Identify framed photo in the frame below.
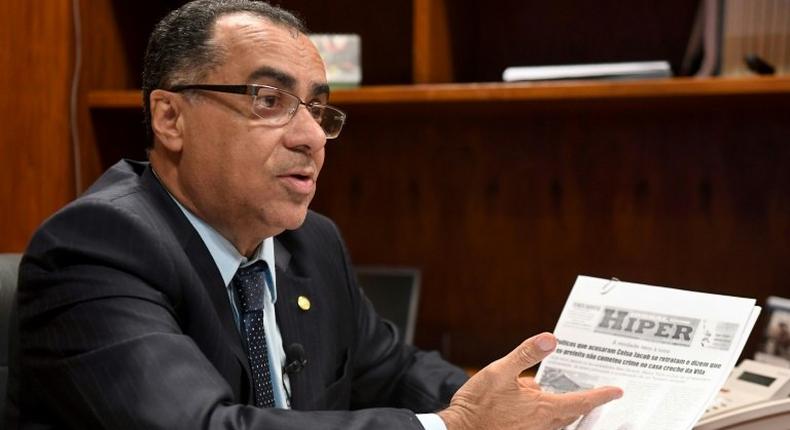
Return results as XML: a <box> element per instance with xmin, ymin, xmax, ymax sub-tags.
<box><xmin>755</xmin><ymin>296</ymin><xmax>790</xmax><ymax>368</ymax></box>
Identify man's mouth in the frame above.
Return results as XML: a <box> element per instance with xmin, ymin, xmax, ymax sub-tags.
<box><xmin>278</xmin><ymin>171</ymin><xmax>316</xmax><ymax>195</ymax></box>
<box><xmin>289</xmin><ymin>173</ymin><xmax>312</xmax><ymax>181</ymax></box>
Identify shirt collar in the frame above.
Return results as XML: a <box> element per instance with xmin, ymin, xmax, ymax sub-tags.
<box><xmin>155</xmin><ymin>173</ymin><xmax>277</xmax><ymax>302</ymax></box>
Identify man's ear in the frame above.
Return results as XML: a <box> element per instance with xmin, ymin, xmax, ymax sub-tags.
<box><xmin>149</xmin><ymin>89</ymin><xmax>185</xmax><ymax>152</ymax></box>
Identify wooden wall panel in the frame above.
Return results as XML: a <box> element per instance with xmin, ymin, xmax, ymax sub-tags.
<box><xmin>0</xmin><ymin>1</ymin><xmax>75</xmax><ymax>252</ymax></box>
<box><xmin>76</xmin><ymin>0</ymin><xmax>174</xmax><ymax>189</ymax></box>
<box><xmin>312</xmin><ymin>95</ymin><xmax>790</xmax><ymax>367</ymax></box>
<box><xmin>413</xmin><ymin>0</ymin><xmax>454</xmax><ymax>83</ymax></box>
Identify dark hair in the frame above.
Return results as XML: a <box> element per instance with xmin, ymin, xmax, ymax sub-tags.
<box><xmin>141</xmin><ymin>0</ymin><xmax>306</xmax><ymax>144</ymax></box>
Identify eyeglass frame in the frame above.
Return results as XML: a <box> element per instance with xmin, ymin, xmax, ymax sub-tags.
<box><xmin>165</xmin><ymin>83</ymin><xmax>347</xmax><ymax>139</ymax></box>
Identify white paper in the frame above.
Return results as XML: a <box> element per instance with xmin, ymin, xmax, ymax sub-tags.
<box><xmin>536</xmin><ymin>275</ymin><xmax>760</xmax><ymax>430</ymax></box>
<box><xmin>502</xmin><ymin>61</ymin><xmax>671</xmax><ymax>82</ymax></box>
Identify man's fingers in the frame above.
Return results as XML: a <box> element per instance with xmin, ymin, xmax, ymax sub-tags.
<box><xmin>499</xmin><ymin>332</ymin><xmax>557</xmax><ymax>377</ymax></box>
<box><xmin>553</xmin><ymin>386</ymin><xmax>624</xmax><ymax>416</ymax></box>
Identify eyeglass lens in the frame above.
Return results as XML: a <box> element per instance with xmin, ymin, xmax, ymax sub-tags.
<box><xmin>253</xmin><ymin>87</ymin><xmax>344</xmax><ymax>138</ymax></box>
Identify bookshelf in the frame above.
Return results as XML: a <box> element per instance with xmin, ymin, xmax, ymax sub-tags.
<box><xmin>4</xmin><ymin>0</ymin><xmax>789</xmax><ymax>367</ymax></box>
<box><xmin>88</xmin><ymin>77</ymin><xmax>790</xmax><ymax>107</ymax></box>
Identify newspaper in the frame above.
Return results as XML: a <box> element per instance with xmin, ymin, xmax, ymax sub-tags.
<box><xmin>535</xmin><ymin>276</ymin><xmax>761</xmax><ymax>430</ymax></box>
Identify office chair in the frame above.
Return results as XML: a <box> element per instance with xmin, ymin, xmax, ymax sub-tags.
<box><xmin>0</xmin><ymin>253</ymin><xmax>21</xmax><ymax>427</ymax></box>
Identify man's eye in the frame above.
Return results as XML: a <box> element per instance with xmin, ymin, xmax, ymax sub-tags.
<box><xmin>257</xmin><ymin>95</ymin><xmax>280</xmax><ymax>109</ymax></box>
<box><xmin>307</xmin><ymin>104</ymin><xmax>325</xmax><ymax>120</ymax></box>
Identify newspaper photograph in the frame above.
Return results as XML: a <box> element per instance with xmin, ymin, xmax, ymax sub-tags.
<box><xmin>536</xmin><ymin>276</ymin><xmax>761</xmax><ymax>430</ymax></box>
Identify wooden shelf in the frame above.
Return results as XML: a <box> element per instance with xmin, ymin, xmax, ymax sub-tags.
<box><xmin>87</xmin><ymin>76</ymin><xmax>790</xmax><ymax>109</ymax></box>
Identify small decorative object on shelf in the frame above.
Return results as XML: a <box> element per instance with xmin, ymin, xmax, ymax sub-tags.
<box><xmin>309</xmin><ymin>34</ymin><xmax>362</xmax><ymax>88</ymax></box>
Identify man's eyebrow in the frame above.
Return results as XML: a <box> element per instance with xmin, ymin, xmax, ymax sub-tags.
<box><xmin>247</xmin><ymin>66</ymin><xmax>296</xmax><ymax>90</ymax></box>
<box><xmin>312</xmin><ymin>82</ymin><xmax>331</xmax><ymax>100</ymax></box>
<box><xmin>247</xmin><ymin>66</ymin><xmax>331</xmax><ymax>100</ymax></box>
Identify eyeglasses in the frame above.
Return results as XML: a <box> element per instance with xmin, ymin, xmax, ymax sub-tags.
<box><xmin>167</xmin><ymin>83</ymin><xmax>347</xmax><ymax>139</ymax></box>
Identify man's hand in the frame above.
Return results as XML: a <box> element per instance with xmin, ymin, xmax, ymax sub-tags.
<box><xmin>438</xmin><ymin>332</ymin><xmax>623</xmax><ymax>430</ymax></box>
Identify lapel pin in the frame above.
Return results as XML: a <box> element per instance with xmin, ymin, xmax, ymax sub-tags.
<box><xmin>297</xmin><ymin>295</ymin><xmax>311</xmax><ymax>311</ymax></box>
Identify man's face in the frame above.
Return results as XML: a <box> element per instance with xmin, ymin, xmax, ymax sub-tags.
<box><xmin>174</xmin><ymin>13</ymin><xmax>328</xmax><ymax>248</ymax></box>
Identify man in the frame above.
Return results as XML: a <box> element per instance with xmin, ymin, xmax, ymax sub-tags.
<box><xmin>7</xmin><ymin>1</ymin><xmax>622</xmax><ymax>429</ymax></box>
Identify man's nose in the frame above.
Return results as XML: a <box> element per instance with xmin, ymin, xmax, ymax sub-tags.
<box><xmin>283</xmin><ymin>105</ymin><xmax>327</xmax><ymax>153</ymax></box>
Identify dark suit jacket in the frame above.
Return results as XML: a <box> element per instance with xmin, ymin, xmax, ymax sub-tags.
<box><xmin>7</xmin><ymin>160</ymin><xmax>467</xmax><ymax>429</ymax></box>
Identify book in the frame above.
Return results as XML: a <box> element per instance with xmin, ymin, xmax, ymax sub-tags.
<box><xmin>535</xmin><ymin>276</ymin><xmax>760</xmax><ymax>430</ymax></box>
<box><xmin>502</xmin><ymin>61</ymin><xmax>672</xmax><ymax>82</ymax></box>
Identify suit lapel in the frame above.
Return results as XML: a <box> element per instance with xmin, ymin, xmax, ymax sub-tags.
<box><xmin>274</xmin><ymin>239</ymin><xmax>324</xmax><ymax>410</ymax></box>
<box><xmin>140</xmin><ymin>166</ymin><xmax>252</xmax><ymax>391</ymax></box>
<box><xmin>182</xmin><ymin>235</ymin><xmax>250</xmax><ymax>370</ymax></box>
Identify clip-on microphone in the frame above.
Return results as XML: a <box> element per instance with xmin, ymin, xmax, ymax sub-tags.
<box><xmin>284</xmin><ymin>343</ymin><xmax>307</xmax><ymax>374</ymax></box>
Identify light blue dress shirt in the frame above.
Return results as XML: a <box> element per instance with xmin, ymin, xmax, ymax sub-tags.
<box><xmin>167</xmin><ymin>192</ymin><xmax>445</xmax><ymax>429</ymax></box>
<box><xmin>174</xmin><ymin>201</ymin><xmax>291</xmax><ymax>408</ymax></box>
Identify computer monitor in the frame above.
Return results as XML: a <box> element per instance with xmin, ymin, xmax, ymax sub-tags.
<box><xmin>355</xmin><ymin>266</ymin><xmax>421</xmax><ymax>345</ymax></box>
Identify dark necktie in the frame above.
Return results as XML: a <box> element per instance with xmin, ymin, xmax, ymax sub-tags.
<box><xmin>232</xmin><ymin>261</ymin><xmax>276</xmax><ymax>408</ymax></box>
